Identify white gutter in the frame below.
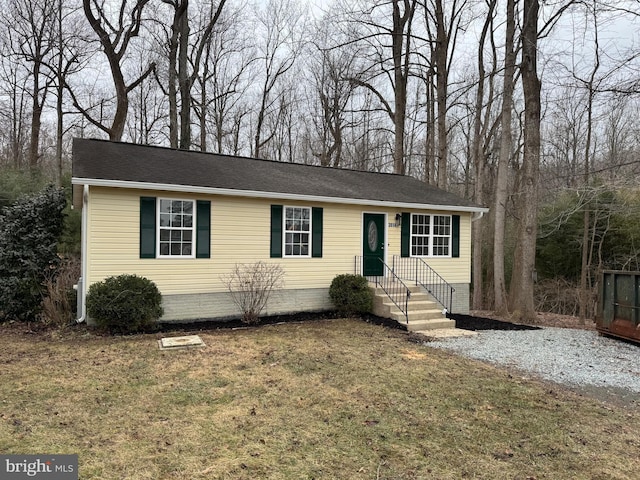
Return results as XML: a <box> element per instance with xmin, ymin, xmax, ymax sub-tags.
<box><xmin>71</xmin><ymin>177</ymin><xmax>491</xmax><ymax>214</ymax></box>
<box><xmin>75</xmin><ymin>184</ymin><xmax>89</xmax><ymax>323</ymax></box>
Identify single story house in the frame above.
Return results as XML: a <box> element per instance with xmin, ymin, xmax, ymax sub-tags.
<box><xmin>71</xmin><ymin>138</ymin><xmax>487</xmax><ymax>324</ymax></box>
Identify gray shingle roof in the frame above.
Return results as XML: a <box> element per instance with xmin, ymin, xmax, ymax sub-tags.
<box><xmin>72</xmin><ymin>138</ymin><xmax>485</xmax><ymax>211</ymax></box>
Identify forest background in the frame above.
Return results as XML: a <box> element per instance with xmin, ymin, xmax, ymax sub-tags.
<box><xmin>1</xmin><ymin>0</ymin><xmax>639</xmax><ymax>323</ymax></box>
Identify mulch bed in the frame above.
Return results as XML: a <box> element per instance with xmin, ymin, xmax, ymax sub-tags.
<box><xmin>449</xmin><ymin>313</ymin><xmax>541</xmax><ymax>331</ymax></box>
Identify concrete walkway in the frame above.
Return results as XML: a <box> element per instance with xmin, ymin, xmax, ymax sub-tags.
<box><xmin>413</xmin><ymin>328</ymin><xmax>478</xmax><ymax>340</ymax></box>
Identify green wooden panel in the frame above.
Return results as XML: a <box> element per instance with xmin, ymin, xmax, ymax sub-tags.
<box><xmin>400</xmin><ymin>212</ymin><xmax>410</xmax><ymax>258</ymax></box>
<box><xmin>140</xmin><ymin>197</ymin><xmax>156</xmax><ymax>259</ymax></box>
<box><xmin>196</xmin><ymin>200</ymin><xmax>211</xmax><ymax>259</ymax></box>
<box><xmin>452</xmin><ymin>215</ymin><xmax>460</xmax><ymax>258</ymax></box>
<box><xmin>312</xmin><ymin>207</ymin><xmax>323</xmax><ymax>258</ymax></box>
<box><xmin>270</xmin><ymin>205</ymin><xmax>283</xmax><ymax>258</ymax></box>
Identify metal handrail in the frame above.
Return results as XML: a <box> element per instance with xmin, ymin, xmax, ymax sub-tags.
<box><xmin>392</xmin><ymin>255</ymin><xmax>455</xmax><ymax>314</ymax></box>
<box><xmin>355</xmin><ymin>256</ymin><xmax>411</xmax><ymax>323</ymax></box>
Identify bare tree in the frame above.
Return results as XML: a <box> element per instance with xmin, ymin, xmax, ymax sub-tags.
<box><xmin>307</xmin><ymin>22</ymin><xmax>359</xmax><ymax>167</ymax></box>
<box><xmin>470</xmin><ymin>0</ymin><xmax>499</xmax><ymax>310</ymax></box>
<box><xmin>126</xmin><ymin>48</ymin><xmax>167</xmax><ymax>145</ymax></box>
<box><xmin>0</xmin><ymin>60</ymin><xmax>29</xmax><ymax>168</ymax></box>
<box><xmin>75</xmin><ymin>0</ymin><xmax>155</xmax><ymax>141</ymax></box>
<box><xmin>158</xmin><ymin>0</ymin><xmax>227</xmax><ymax>149</ymax></box>
<box><xmin>51</xmin><ymin>0</ymin><xmax>88</xmax><ymax>184</ymax></box>
<box><xmin>342</xmin><ymin>0</ymin><xmax>417</xmax><ymax>174</ymax></box>
<box><xmin>423</xmin><ymin>0</ymin><xmax>467</xmax><ymax>188</ymax></box>
<box><xmin>192</xmin><ymin>2</ymin><xmax>255</xmax><ymax>153</ymax></box>
<box><xmin>252</xmin><ymin>0</ymin><xmax>305</xmax><ymax>159</ymax></box>
<box><xmin>493</xmin><ymin>0</ymin><xmax>517</xmax><ymax>315</ymax></box>
<box><xmin>1</xmin><ymin>0</ymin><xmax>58</xmax><ymax>169</ymax></box>
<box><xmin>577</xmin><ymin>1</ymin><xmax>601</xmax><ymax>323</ymax></box>
<box><xmin>509</xmin><ymin>0</ymin><xmax>540</xmax><ymax>321</ymax></box>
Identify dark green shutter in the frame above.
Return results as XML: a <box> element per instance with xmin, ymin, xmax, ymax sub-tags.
<box><xmin>311</xmin><ymin>207</ymin><xmax>323</xmax><ymax>258</ymax></box>
<box><xmin>140</xmin><ymin>197</ymin><xmax>156</xmax><ymax>258</ymax></box>
<box><xmin>452</xmin><ymin>215</ymin><xmax>460</xmax><ymax>258</ymax></box>
<box><xmin>196</xmin><ymin>200</ymin><xmax>211</xmax><ymax>258</ymax></box>
<box><xmin>270</xmin><ymin>205</ymin><xmax>283</xmax><ymax>258</ymax></box>
<box><xmin>400</xmin><ymin>212</ymin><xmax>411</xmax><ymax>257</ymax></box>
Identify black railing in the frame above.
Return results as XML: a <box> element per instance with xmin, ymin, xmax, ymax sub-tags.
<box><xmin>355</xmin><ymin>256</ymin><xmax>411</xmax><ymax>323</ymax></box>
<box><xmin>392</xmin><ymin>255</ymin><xmax>455</xmax><ymax>314</ymax></box>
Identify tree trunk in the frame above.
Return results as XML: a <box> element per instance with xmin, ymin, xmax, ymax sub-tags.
<box><xmin>424</xmin><ymin>71</ymin><xmax>436</xmax><ymax>184</ymax></box>
<box><xmin>28</xmin><ymin>64</ymin><xmax>43</xmax><ymax>169</ymax></box>
<box><xmin>56</xmin><ymin>0</ymin><xmax>63</xmax><ymax>185</ymax></box>
<box><xmin>471</xmin><ymin>0</ymin><xmax>496</xmax><ymax>310</ymax></box>
<box><xmin>493</xmin><ymin>0</ymin><xmax>516</xmax><ymax>315</ymax></box>
<box><xmin>178</xmin><ymin>1</ymin><xmax>191</xmax><ymax>149</ymax></box>
<box><xmin>391</xmin><ymin>0</ymin><xmax>415</xmax><ymax>174</ymax></box>
<box><xmin>434</xmin><ymin>0</ymin><xmax>448</xmax><ymax>188</ymax></box>
<box><xmin>254</xmin><ymin>76</ymin><xmax>269</xmax><ymax>158</ymax></box>
<box><xmin>579</xmin><ymin>4</ymin><xmax>600</xmax><ymax>324</ymax></box>
<box><xmin>509</xmin><ymin>0</ymin><xmax>540</xmax><ymax>322</ymax></box>
<box><xmin>167</xmin><ymin>1</ymin><xmax>186</xmax><ymax>148</ymax></box>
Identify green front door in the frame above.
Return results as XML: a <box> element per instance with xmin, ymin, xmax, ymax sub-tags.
<box><xmin>363</xmin><ymin>213</ymin><xmax>385</xmax><ymax>276</ymax></box>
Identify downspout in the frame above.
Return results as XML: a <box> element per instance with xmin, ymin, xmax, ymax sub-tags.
<box><xmin>75</xmin><ymin>184</ymin><xmax>89</xmax><ymax>323</ymax></box>
<box><xmin>471</xmin><ymin>211</ymin><xmax>485</xmax><ymax>222</ymax></box>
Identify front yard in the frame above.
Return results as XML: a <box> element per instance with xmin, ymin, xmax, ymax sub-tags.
<box><xmin>1</xmin><ymin>318</ymin><xmax>639</xmax><ymax>479</ymax></box>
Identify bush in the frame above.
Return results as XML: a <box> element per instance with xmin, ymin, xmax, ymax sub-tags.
<box><xmin>0</xmin><ymin>185</ymin><xmax>66</xmax><ymax>322</ymax></box>
<box><xmin>0</xmin><ymin>167</ymin><xmax>50</xmax><ymax>209</ymax></box>
<box><xmin>221</xmin><ymin>262</ymin><xmax>285</xmax><ymax>324</ymax></box>
<box><xmin>42</xmin><ymin>256</ymin><xmax>81</xmax><ymax>328</ymax></box>
<box><xmin>86</xmin><ymin>274</ymin><xmax>163</xmax><ymax>334</ymax></box>
<box><xmin>329</xmin><ymin>274</ymin><xmax>373</xmax><ymax>316</ymax></box>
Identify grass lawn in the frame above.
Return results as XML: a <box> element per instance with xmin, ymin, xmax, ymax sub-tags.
<box><xmin>1</xmin><ymin>318</ymin><xmax>639</xmax><ymax>479</ymax></box>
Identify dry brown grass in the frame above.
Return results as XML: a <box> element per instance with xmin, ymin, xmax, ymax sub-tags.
<box><xmin>1</xmin><ymin>318</ymin><xmax>639</xmax><ymax>479</ymax></box>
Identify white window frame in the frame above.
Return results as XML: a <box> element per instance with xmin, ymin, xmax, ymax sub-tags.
<box><xmin>157</xmin><ymin>198</ymin><xmax>196</xmax><ymax>258</ymax></box>
<box><xmin>410</xmin><ymin>214</ymin><xmax>452</xmax><ymax>258</ymax></box>
<box><xmin>283</xmin><ymin>206</ymin><xmax>312</xmax><ymax>258</ymax></box>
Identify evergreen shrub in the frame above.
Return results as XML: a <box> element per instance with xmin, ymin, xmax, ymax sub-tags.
<box><xmin>0</xmin><ymin>185</ymin><xmax>66</xmax><ymax>321</ymax></box>
<box><xmin>329</xmin><ymin>274</ymin><xmax>373</xmax><ymax>315</ymax></box>
<box><xmin>86</xmin><ymin>274</ymin><xmax>163</xmax><ymax>334</ymax></box>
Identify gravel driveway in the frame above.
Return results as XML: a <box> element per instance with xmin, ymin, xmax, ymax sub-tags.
<box><xmin>427</xmin><ymin>327</ymin><xmax>640</xmax><ymax>406</ymax></box>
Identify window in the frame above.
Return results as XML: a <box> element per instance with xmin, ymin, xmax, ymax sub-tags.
<box><xmin>158</xmin><ymin>199</ymin><xmax>194</xmax><ymax>257</ymax></box>
<box><xmin>270</xmin><ymin>205</ymin><xmax>322</xmax><ymax>258</ymax></box>
<box><xmin>284</xmin><ymin>206</ymin><xmax>311</xmax><ymax>257</ymax></box>
<box><xmin>140</xmin><ymin>197</ymin><xmax>210</xmax><ymax>259</ymax></box>
<box><xmin>411</xmin><ymin>214</ymin><xmax>451</xmax><ymax>257</ymax></box>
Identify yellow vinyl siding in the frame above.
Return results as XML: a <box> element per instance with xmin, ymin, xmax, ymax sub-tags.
<box><xmin>85</xmin><ymin>187</ymin><xmax>472</xmax><ymax>295</ymax></box>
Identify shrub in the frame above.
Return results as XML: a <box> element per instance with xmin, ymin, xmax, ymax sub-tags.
<box><xmin>42</xmin><ymin>256</ymin><xmax>81</xmax><ymax>328</ymax></box>
<box><xmin>0</xmin><ymin>185</ymin><xmax>66</xmax><ymax>322</ymax></box>
<box><xmin>86</xmin><ymin>274</ymin><xmax>163</xmax><ymax>334</ymax></box>
<box><xmin>0</xmin><ymin>167</ymin><xmax>50</xmax><ymax>209</ymax></box>
<box><xmin>329</xmin><ymin>274</ymin><xmax>373</xmax><ymax>316</ymax></box>
<box><xmin>221</xmin><ymin>262</ymin><xmax>285</xmax><ymax>324</ymax></box>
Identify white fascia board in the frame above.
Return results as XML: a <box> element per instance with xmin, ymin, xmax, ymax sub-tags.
<box><xmin>71</xmin><ymin>177</ymin><xmax>490</xmax><ymax>214</ymax></box>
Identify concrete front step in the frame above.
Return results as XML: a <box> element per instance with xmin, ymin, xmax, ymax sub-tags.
<box><xmin>370</xmin><ymin>284</ymin><xmax>425</xmax><ymax>296</ymax></box>
<box><xmin>381</xmin><ymin>300</ymin><xmax>440</xmax><ymax>313</ymax></box>
<box><xmin>370</xmin><ymin>282</ymin><xmax>453</xmax><ymax>331</ymax></box>
<box><xmin>387</xmin><ymin>308</ymin><xmax>444</xmax><ymax>322</ymax></box>
<box><xmin>405</xmin><ymin>318</ymin><xmax>455</xmax><ymax>332</ymax></box>
<box><xmin>413</xmin><ymin>328</ymin><xmax>478</xmax><ymax>339</ymax></box>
